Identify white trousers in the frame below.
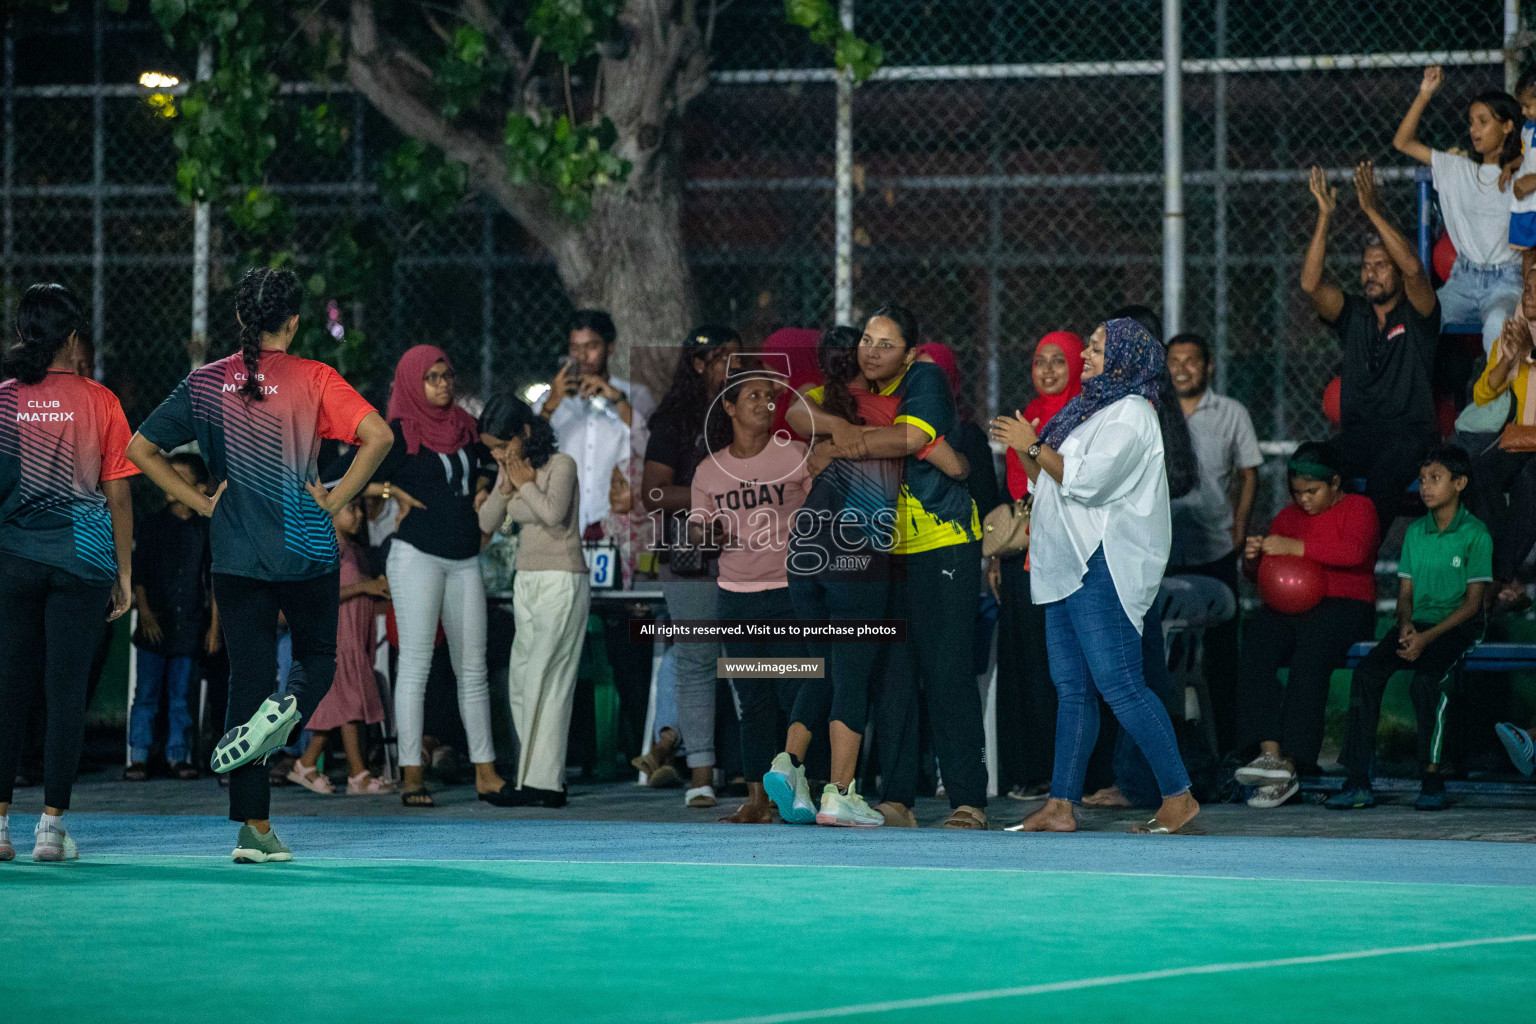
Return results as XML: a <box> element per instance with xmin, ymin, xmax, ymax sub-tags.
<box><xmin>386</xmin><ymin>539</ymin><xmax>495</xmax><ymax>766</ymax></box>
<box><xmin>508</xmin><ymin>569</ymin><xmax>591</xmax><ymax>791</ymax></box>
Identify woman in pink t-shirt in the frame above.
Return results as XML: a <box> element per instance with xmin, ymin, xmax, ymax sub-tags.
<box><xmin>690</xmin><ymin>371</ymin><xmax>812</xmax><ymax>824</ymax></box>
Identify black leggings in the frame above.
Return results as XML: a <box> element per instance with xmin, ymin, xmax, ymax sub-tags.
<box><xmin>214</xmin><ymin>571</ymin><xmax>339</xmax><ymax>821</ymax></box>
<box><xmin>0</xmin><ymin>552</ymin><xmax>111</xmax><ymax>810</ymax></box>
<box><xmin>993</xmin><ymin>554</ymin><xmax>1054</xmax><ymax>791</ymax></box>
<box><xmin>787</xmin><ymin>555</ymin><xmax>889</xmax><ymax>738</ymax></box>
<box><xmin>873</xmin><ymin>542</ymin><xmax>986</xmax><ymax>810</ymax></box>
<box><xmin>718</xmin><ymin>586</ymin><xmax>808</xmax><ymax>784</ymax></box>
<box><xmin>1237</xmin><ymin>597</ymin><xmax>1375</xmax><ymax>773</ymax></box>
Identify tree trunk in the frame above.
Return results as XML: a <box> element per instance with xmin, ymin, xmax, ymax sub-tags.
<box><xmin>323</xmin><ymin>0</ymin><xmax>708</xmax><ymax>396</ymax></box>
<box><xmin>549</xmin><ymin>178</ymin><xmax>695</xmax><ymax>396</ymax></box>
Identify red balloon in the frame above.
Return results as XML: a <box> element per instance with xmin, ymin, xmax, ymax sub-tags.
<box><xmin>1258</xmin><ymin>554</ymin><xmax>1327</xmax><ymax>616</ymax></box>
<box><xmin>1432</xmin><ymin>230</ymin><xmax>1456</xmax><ymax>286</ymax></box>
<box><xmin>1322</xmin><ymin>376</ymin><xmax>1341</xmax><ymax>427</ymax></box>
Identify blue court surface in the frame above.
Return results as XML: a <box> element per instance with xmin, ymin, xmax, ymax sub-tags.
<box><xmin>6</xmin><ymin>814</ymin><xmax>1536</xmax><ymax>1023</ymax></box>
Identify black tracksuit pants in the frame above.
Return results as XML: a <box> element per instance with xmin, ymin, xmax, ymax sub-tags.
<box><xmin>213</xmin><ymin>571</ymin><xmax>339</xmax><ymax>821</ymax></box>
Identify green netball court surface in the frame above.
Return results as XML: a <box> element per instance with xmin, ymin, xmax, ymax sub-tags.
<box><xmin>4</xmin><ymin>815</ymin><xmax>1535</xmax><ymax>1023</ymax></box>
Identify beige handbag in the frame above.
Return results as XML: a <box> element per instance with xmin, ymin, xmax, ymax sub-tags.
<box><xmin>1498</xmin><ymin>363</ymin><xmax>1536</xmax><ymax>452</ymax></box>
<box><xmin>981</xmin><ymin>495</ymin><xmax>1032</xmax><ymax>559</ymax></box>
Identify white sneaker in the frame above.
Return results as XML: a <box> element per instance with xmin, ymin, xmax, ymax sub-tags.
<box><xmin>815</xmin><ymin>782</ymin><xmax>884</xmax><ymax>827</ymax></box>
<box><xmin>32</xmin><ymin>819</ymin><xmax>78</xmax><ymax>862</ymax></box>
<box><xmin>685</xmin><ymin>784</ymin><xmax>717</xmax><ymax>808</ymax></box>
<box><xmin>1246</xmin><ymin>779</ymin><xmax>1299</xmax><ymax>809</ymax></box>
<box><xmin>1235</xmin><ymin>752</ymin><xmax>1295</xmax><ymax>786</ymax></box>
<box><xmin>0</xmin><ymin>823</ymin><xmax>13</xmax><ymax>862</ymax></box>
<box><xmin>763</xmin><ymin>753</ymin><xmax>817</xmax><ymax>824</ymax></box>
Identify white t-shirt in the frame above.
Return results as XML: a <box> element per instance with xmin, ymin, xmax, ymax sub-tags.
<box><xmin>1431</xmin><ymin>149</ymin><xmax>1519</xmax><ymax>267</ymax></box>
<box><xmin>1513</xmin><ymin>123</ymin><xmax>1536</xmax><ymax>215</ymax></box>
<box><xmin>1029</xmin><ymin>396</ymin><xmax>1170</xmax><ymax>632</ymax></box>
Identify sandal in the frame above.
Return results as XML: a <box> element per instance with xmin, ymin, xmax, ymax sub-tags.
<box><xmin>286</xmin><ymin>762</ymin><xmax>335</xmax><ymax>794</ymax></box>
<box><xmin>123</xmin><ymin>763</ymin><xmax>149</xmax><ymax>782</ymax></box>
<box><xmin>346</xmin><ymin>770</ymin><xmax>395</xmax><ymax>795</ymax></box>
<box><xmin>631</xmin><ymin>749</ymin><xmax>683</xmax><ymax>788</ymax></box>
<box><xmin>171</xmin><ymin>761</ymin><xmax>200</xmax><ymax>781</ymax></box>
<box><xmin>401</xmin><ymin>788</ymin><xmax>435</xmax><ymax>808</ymax></box>
<box><xmin>940</xmin><ymin>805</ymin><xmax>988</xmax><ymax>830</ymax></box>
<box><xmin>1131</xmin><ymin>814</ymin><xmax>1205</xmax><ymax>835</ymax></box>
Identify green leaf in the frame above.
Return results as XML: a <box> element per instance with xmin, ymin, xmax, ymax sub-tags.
<box><xmin>785</xmin><ymin>0</ymin><xmax>884</xmax><ymax>84</ymax></box>
<box><xmin>149</xmin><ymin>0</ymin><xmax>188</xmax><ymax>30</ymax></box>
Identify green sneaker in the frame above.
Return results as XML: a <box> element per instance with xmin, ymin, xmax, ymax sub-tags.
<box><xmin>763</xmin><ymin>752</ymin><xmax>817</xmax><ymax>824</ymax></box>
<box><xmin>232</xmin><ymin>824</ymin><xmax>293</xmax><ymax>863</ymax></box>
<box><xmin>815</xmin><ymin>782</ymin><xmax>884</xmax><ymax>828</ymax></box>
<box><xmin>212</xmin><ymin>693</ymin><xmax>299</xmax><ymax>774</ymax></box>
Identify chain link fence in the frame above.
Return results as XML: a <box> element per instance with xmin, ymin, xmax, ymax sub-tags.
<box><xmin>1</xmin><ymin>2</ymin><xmax>1525</xmax><ymax>520</ymax></box>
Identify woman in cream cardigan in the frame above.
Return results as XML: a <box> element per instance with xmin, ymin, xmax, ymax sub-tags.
<box><xmin>478</xmin><ymin>393</ymin><xmax>589</xmax><ymax>808</ymax></box>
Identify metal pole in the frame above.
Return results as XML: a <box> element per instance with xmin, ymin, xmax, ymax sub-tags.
<box><xmin>481</xmin><ymin>201</ymin><xmax>494</xmax><ymax>398</ymax></box>
<box><xmin>833</xmin><ymin>0</ymin><xmax>854</xmax><ymax>325</ymax></box>
<box><xmin>1506</xmin><ymin>0</ymin><xmax>1521</xmax><ymax>94</ymax></box>
<box><xmin>91</xmin><ymin>0</ymin><xmax>104</xmax><ymax>380</ymax></box>
<box><xmin>4</xmin><ymin>17</ymin><xmax>15</xmax><ymax>314</ymax></box>
<box><xmin>189</xmin><ymin>43</ymin><xmax>212</xmax><ymax>370</ymax></box>
<box><xmin>350</xmin><ymin>94</ymin><xmax>365</xmax><ymax>340</ymax></box>
<box><xmin>1162</xmin><ymin>0</ymin><xmax>1184</xmax><ymax>340</ymax></box>
<box><xmin>985</xmin><ymin>2</ymin><xmax>1002</xmax><ymax>419</ymax></box>
<box><xmin>1213</xmin><ymin>0</ymin><xmax>1229</xmax><ymax>387</ymax></box>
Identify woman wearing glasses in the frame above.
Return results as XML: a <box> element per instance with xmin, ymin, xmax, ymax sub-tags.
<box><xmin>326</xmin><ymin>345</ymin><xmax>513</xmax><ymax>807</ymax></box>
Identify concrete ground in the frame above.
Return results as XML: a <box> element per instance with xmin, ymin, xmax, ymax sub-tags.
<box><xmin>36</xmin><ymin>762</ymin><xmax>1536</xmax><ymax>843</ymax></box>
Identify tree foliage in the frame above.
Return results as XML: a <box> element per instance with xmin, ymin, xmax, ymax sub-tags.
<box><xmin>53</xmin><ymin>0</ymin><xmax>884</xmax><ymax>387</ymax></box>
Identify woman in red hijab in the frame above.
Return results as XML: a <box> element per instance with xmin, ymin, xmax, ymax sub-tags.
<box><xmin>324</xmin><ymin>344</ymin><xmax>515</xmax><ymax>807</ymax></box>
<box><xmin>991</xmin><ymin>330</ymin><xmax>1084</xmax><ymax>800</ymax></box>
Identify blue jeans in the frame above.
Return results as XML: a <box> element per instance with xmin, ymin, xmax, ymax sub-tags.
<box><xmin>1438</xmin><ymin>257</ymin><xmax>1521</xmax><ymax>356</ymax></box>
<box><xmin>129</xmin><ymin>648</ymin><xmax>196</xmax><ymax>764</ymax></box>
<box><xmin>1045</xmin><ymin>547</ymin><xmax>1191</xmax><ymax>803</ymax></box>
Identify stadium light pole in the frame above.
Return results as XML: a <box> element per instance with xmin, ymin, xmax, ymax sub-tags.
<box><xmin>1162</xmin><ymin>0</ymin><xmax>1184</xmax><ymax>340</ymax></box>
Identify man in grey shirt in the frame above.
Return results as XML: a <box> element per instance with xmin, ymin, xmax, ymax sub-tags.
<box><xmin>1167</xmin><ymin>333</ymin><xmax>1263</xmax><ymax>755</ymax></box>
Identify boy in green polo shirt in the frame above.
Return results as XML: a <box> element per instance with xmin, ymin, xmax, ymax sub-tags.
<box><xmin>1327</xmin><ymin>444</ymin><xmax>1491</xmax><ymax>812</ymax></box>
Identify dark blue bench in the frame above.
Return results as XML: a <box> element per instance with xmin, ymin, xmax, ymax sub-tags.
<box><xmin>1346</xmin><ymin>641</ymin><xmax>1536</xmax><ymax>673</ymax></box>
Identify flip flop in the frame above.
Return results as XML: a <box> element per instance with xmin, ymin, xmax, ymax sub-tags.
<box><xmin>1496</xmin><ymin>723</ymin><xmax>1535</xmax><ymax>776</ymax></box>
<box><xmin>1131</xmin><ymin>815</ymin><xmax>1205</xmax><ymax>835</ymax></box>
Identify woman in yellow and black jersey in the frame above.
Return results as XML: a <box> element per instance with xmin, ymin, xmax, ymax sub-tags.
<box><xmin>790</xmin><ymin>304</ymin><xmax>988</xmax><ymax>830</ymax></box>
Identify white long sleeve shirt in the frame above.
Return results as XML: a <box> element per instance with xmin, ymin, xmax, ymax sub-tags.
<box><xmin>1028</xmin><ymin>395</ymin><xmax>1170</xmax><ymax>632</ymax></box>
<box><xmin>535</xmin><ymin>375</ymin><xmax>654</xmax><ymax>533</ymax></box>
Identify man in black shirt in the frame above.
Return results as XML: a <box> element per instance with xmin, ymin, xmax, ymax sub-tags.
<box><xmin>1302</xmin><ymin>161</ymin><xmax>1441</xmax><ymax>536</ymax></box>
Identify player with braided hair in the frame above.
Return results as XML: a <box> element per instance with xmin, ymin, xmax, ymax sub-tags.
<box><xmin>127</xmin><ymin>267</ymin><xmax>394</xmax><ymax>861</ymax></box>
<box><xmin>234</xmin><ymin>267</ymin><xmax>302</xmax><ymax>402</ymax></box>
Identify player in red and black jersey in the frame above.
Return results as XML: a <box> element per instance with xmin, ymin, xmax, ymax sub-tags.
<box><xmin>128</xmin><ymin>268</ymin><xmax>393</xmax><ymax>862</ymax></box>
<box><xmin>0</xmin><ymin>284</ymin><xmax>137</xmax><ymax>863</ymax></box>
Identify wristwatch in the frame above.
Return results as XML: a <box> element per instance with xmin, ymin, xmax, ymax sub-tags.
<box><xmin>1026</xmin><ymin>442</ymin><xmax>1043</xmax><ymax>461</ymax></box>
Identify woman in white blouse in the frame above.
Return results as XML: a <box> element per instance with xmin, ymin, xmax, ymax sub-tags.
<box><xmin>991</xmin><ymin>317</ymin><xmax>1199</xmax><ymax>835</ymax></box>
